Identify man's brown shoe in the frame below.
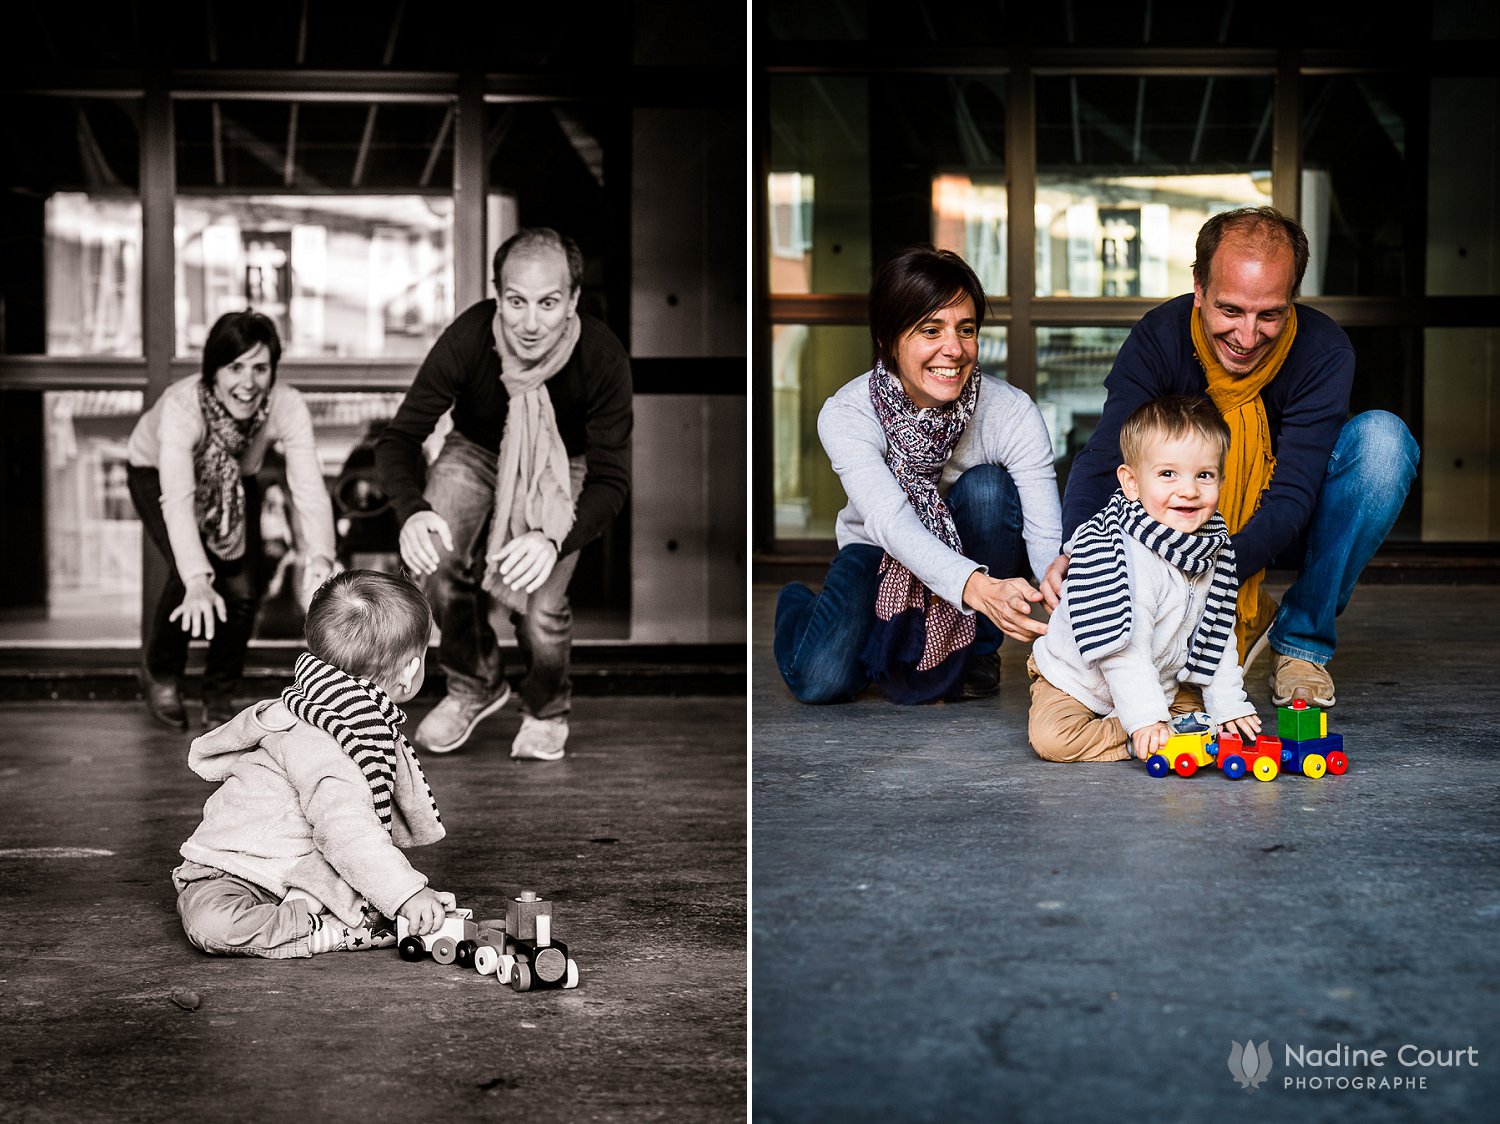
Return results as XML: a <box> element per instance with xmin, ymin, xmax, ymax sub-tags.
<box><xmin>1269</xmin><ymin>652</ymin><xmax>1336</xmax><ymax>708</ymax></box>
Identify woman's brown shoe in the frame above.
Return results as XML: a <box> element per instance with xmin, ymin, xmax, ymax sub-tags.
<box><xmin>139</xmin><ymin>668</ymin><xmax>188</xmax><ymax>731</ymax></box>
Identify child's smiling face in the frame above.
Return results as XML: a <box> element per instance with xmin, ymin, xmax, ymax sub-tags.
<box><xmin>1118</xmin><ymin>431</ymin><xmax>1224</xmax><ymax>534</ymax></box>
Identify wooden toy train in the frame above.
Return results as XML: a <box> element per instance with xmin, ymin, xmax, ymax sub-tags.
<box><xmin>1144</xmin><ymin>701</ymin><xmax>1348</xmax><ymax>782</ymax></box>
<box><xmin>396</xmin><ymin>890</ymin><xmax>580</xmax><ymax>991</ymax></box>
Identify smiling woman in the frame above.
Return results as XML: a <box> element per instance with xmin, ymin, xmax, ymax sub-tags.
<box><xmin>125</xmin><ymin>310</ymin><xmax>337</xmax><ymax>730</ymax></box>
<box><xmin>773</xmin><ymin>245</ymin><xmax>1064</xmax><ymax>705</ymax></box>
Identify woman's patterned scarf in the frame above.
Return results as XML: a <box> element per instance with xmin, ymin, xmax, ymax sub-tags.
<box><xmin>1064</xmin><ymin>490</ymin><xmax>1239</xmax><ymax>684</ymax></box>
<box><xmin>280</xmin><ymin>652</ymin><xmax>442</xmax><ymax>834</ymax></box>
<box><xmin>193</xmin><ymin>382</ymin><xmax>271</xmax><ymax>561</ymax></box>
<box><xmin>859</xmin><ymin>360</ymin><xmax>980</xmax><ymax>704</ymax></box>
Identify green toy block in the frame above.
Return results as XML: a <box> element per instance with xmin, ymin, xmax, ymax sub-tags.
<box><xmin>1277</xmin><ymin>703</ymin><xmax>1326</xmax><ymax>741</ymax></box>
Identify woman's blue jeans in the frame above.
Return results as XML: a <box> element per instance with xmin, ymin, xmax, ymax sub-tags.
<box><xmin>774</xmin><ymin>464</ymin><xmax>1025</xmax><ymax>704</ymax></box>
<box><xmin>1269</xmin><ymin>410</ymin><xmax>1420</xmax><ymax>665</ymax></box>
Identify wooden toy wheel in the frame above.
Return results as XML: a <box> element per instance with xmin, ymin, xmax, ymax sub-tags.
<box><xmin>1221</xmin><ymin>755</ymin><xmax>1246</xmax><ymax>780</ymax></box>
<box><xmin>1326</xmin><ymin>751</ymin><xmax>1348</xmax><ymax>775</ymax></box>
<box><xmin>1146</xmin><ymin>755</ymin><xmax>1170</xmax><ymax>778</ymax></box>
<box><xmin>431</xmin><ymin>936</ymin><xmax>458</xmax><ymax>965</ymax></box>
<box><xmin>1302</xmin><ymin>754</ymin><xmax>1327</xmax><ymax>779</ymax></box>
<box><xmin>454</xmin><ymin>939</ymin><xmax>478</xmax><ymax>969</ymax></box>
<box><xmin>1174</xmin><ymin>754</ymin><xmax>1198</xmax><ymax>777</ymax></box>
<box><xmin>510</xmin><ymin>962</ymin><xmax>532</xmax><ymax>993</ymax></box>
<box><xmin>1252</xmin><ymin>756</ymin><xmax>1279</xmax><ymax>782</ymax></box>
<box><xmin>474</xmin><ymin>945</ymin><xmax>500</xmax><ymax>976</ymax></box>
<box><xmin>534</xmin><ymin>946</ymin><xmax>568</xmax><ymax>984</ymax></box>
<box><xmin>496</xmin><ymin>954</ymin><xmax>516</xmax><ymax>985</ymax></box>
<box><xmin>564</xmin><ymin>959</ymin><xmax>579</xmax><ymax>989</ymax></box>
<box><xmin>398</xmin><ymin>936</ymin><xmax>426</xmax><ymax>962</ymax></box>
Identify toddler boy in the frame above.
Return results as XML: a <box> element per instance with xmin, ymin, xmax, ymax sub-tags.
<box><xmin>172</xmin><ymin>569</ymin><xmax>451</xmax><ymax>956</ymax></box>
<box><xmin>1028</xmin><ymin>395</ymin><xmax>1261</xmax><ymax>762</ymax></box>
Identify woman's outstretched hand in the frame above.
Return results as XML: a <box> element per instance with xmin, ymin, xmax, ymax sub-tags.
<box><xmin>169</xmin><ymin>574</ymin><xmax>227</xmax><ymax>639</ymax></box>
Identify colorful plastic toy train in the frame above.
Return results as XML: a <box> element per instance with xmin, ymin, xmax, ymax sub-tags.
<box><xmin>396</xmin><ymin>890</ymin><xmax>580</xmax><ymax>991</ymax></box>
<box><xmin>1144</xmin><ymin>701</ymin><xmax>1348</xmax><ymax>782</ymax></box>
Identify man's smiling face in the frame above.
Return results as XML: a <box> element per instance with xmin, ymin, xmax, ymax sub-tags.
<box><xmin>1193</xmin><ymin>237</ymin><xmax>1296</xmax><ymax>377</ymax></box>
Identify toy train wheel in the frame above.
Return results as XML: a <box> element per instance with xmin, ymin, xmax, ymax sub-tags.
<box><xmin>431</xmin><ymin>936</ymin><xmax>458</xmax><ymax>965</ymax></box>
<box><xmin>1146</xmin><ymin>755</ymin><xmax>1170</xmax><ymax>778</ymax></box>
<box><xmin>454</xmin><ymin>939</ymin><xmax>478</xmax><ymax>968</ymax></box>
<box><xmin>1302</xmin><ymin>754</ymin><xmax>1327</xmax><ymax>780</ymax></box>
<box><xmin>496</xmin><ymin>954</ymin><xmax>516</xmax><ymax>985</ymax></box>
<box><xmin>1221</xmin><ymin>755</ymin><xmax>1246</xmax><ymax>780</ymax></box>
<box><xmin>1173</xmin><ymin>754</ymin><xmax>1197</xmax><ymax>777</ymax></box>
<box><xmin>534</xmin><ymin>946</ymin><xmax>568</xmax><ymax>984</ymax></box>
<box><xmin>1252</xmin><ymin>756</ymin><xmax>1279</xmax><ymax>782</ymax></box>
<box><xmin>398</xmin><ymin>936</ymin><xmax>426</xmax><ymax>962</ymax></box>
<box><xmin>1326</xmin><ymin>751</ymin><xmax>1348</xmax><ymax>775</ymax></box>
<box><xmin>474</xmin><ymin>945</ymin><xmax>500</xmax><ymax>976</ymax></box>
<box><xmin>510</xmin><ymin>962</ymin><xmax>532</xmax><ymax>993</ymax></box>
<box><xmin>564</xmin><ymin>959</ymin><xmax>579</xmax><ymax>989</ymax></box>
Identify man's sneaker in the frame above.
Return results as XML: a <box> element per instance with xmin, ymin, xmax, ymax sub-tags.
<box><xmin>510</xmin><ymin>714</ymin><xmax>568</xmax><ymax>761</ymax></box>
<box><xmin>960</xmin><ymin>650</ymin><xmax>1000</xmax><ymax>699</ymax></box>
<box><xmin>1270</xmin><ymin>652</ymin><xmax>1336</xmax><ymax>708</ymax></box>
<box><xmin>139</xmin><ymin>667</ymin><xmax>188</xmax><ymax>731</ymax></box>
<box><xmin>1242</xmin><ymin>588</ymin><xmax>1279</xmax><ymax>672</ymax></box>
<box><xmin>415</xmin><ymin>683</ymin><xmax>512</xmax><ymax>754</ymax></box>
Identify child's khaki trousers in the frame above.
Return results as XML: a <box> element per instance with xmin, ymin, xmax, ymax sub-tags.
<box><xmin>1026</xmin><ymin>654</ymin><xmax>1204</xmax><ymax>763</ymax></box>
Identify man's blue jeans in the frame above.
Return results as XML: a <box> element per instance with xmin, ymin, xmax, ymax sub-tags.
<box><xmin>774</xmin><ymin>464</ymin><xmax>1025</xmax><ymax>703</ymax></box>
<box><xmin>1269</xmin><ymin>410</ymin><xmax>1420</xmax><ymax>665</ymax></box>
<box><xmin>423</xmin><ymin>431</ymin><xmax>585</xmax><ymax>720</ymax></box>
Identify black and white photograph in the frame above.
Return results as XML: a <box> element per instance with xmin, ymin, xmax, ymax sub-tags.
<box><xmin>0</xmin><ymin>3</ymin><xmax>745</xmax><ymax>1120</ymax></box>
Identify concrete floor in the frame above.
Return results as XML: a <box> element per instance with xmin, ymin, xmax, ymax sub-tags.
<box><xmin>752</xmin><ymin>580</ymin><xmax>1500</xmax><ymax>1123</ymax></box>
<box><xmin>0</xmin><ymin>693</ymin><xmax>746</xmax><ymax>1122</ymax></box>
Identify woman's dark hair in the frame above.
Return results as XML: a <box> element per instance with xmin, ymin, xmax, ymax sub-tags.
<box><xmin>201</xmin><ymin>309</ymin><xmax>282</xmax><ymax>385</ymax></box>
<box><xmin>868</xmin><ymin>246</ymin><xmax>986</xmax><ymax>371</ymax></box>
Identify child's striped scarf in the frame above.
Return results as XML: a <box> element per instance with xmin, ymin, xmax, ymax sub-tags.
<box><xmin>280</xmin><ymin>652</ymin><xmax>441</xmax><ymax>833</ymax></box>
<box><xmin>1064</xmin><ymin>491</ymin><xmax>1239</xmax><ymax>684</ymax></box>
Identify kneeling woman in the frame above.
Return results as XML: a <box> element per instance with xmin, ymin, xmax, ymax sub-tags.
<box><xmin>774</xmin><ymin>246</ymin><xmax>1061</xmax><ymax>704</ymax></box>
<box><xmin>127</xmin><ymin>310</ymin><xmax>336</xmax><ymax>729</ymax></box>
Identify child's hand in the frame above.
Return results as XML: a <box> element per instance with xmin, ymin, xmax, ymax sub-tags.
<box><xmin>1219</xmin><ymin>714</ymin><xmax>1262</xmax><ymax>741</ymax></box>
<box><xmin>1130</xmin><ymin>721</ymin><xmax>1171</xmax><ymax>762</ymax></box>
<box><xmin>397</xmin><ymin>888</ymin><xmax>448</xmax><ymax>936</ymax></box>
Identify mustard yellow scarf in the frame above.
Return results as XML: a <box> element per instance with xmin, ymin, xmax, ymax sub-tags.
<box><xmin>1192</xmin><ymin>304</ymin><xmax>1297</xmax><ymax>662</ymax></box>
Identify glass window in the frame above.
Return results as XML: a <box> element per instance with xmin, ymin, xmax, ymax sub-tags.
<box><xmin>38</xmin><ymin>390</ymin><xmax>144</xmax><ymax>643</ymax></box>
<box><xmin>769</xmin><ymin>75</ymin><xmax>1007</xmax><ymax>295</ymax></box>
<box><xmin>773</xmin><ymin>324</ymin><xmax>1008</xmax><ymax>539</ymax></box>
<box><xmin>9</xmin><ymin>389</ymin><xmax>415</xmax><ymax>645</ymax></box>
<box><xmin>174</xmin><ymin>99</ymin><xmax>455</xmax><ymax>359</ymax></box>
<box><xmin>173</xmin><ymin>195</ymin><xmax>453</xmax><ymax>359</ymax></box>
<box><xmin>1</xmin><ymin>95</ymin><xmax>142</xmax><ymax>357</ymax></box>
<box><xmin>485</xmin><ymin>103</ymin><xmax>613</xmax><ymax>321</ymax></box>
<box><xmin>1034</xmin><ymin>325</ymin><xmax>1131</xmax><ymax>493</ymax></box>
<box><xmin>1036</xmin><ymin>76</ymin><xmax>1275</xmax><ymax>297</ymax></box>
<box><xmin>1428</xmin><ymin>77</ymin><xmax>1498</xmax><ymax>298</ymax></box>
<box><xmin>251</xmin><ymin>391</ymin><xmax>410</xmax><ymax>641</ymax></box>
<box><xmin>1302</xmin><ymin>76</ymin><xmax>1420</xmax><ymax>297</ymax></box>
